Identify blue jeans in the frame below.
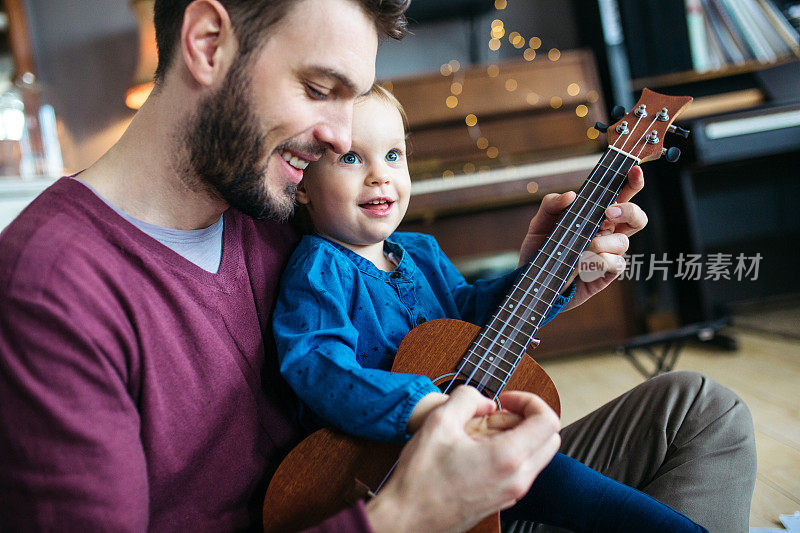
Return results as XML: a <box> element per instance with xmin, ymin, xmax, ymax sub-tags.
<box><xmin>502</xmin><ymin>453</ymin><xmax>708</xmax><ymax>532</ymax></box>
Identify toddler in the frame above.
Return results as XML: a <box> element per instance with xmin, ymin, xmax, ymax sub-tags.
<box><xmin>273</xmin><ymin>83</ymin><xmax>706</xmax><ymax>532</ymax></box>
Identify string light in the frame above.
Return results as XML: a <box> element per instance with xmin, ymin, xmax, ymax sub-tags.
<box><xmin>567</xmin><ymin>83</ymin><xmax>580</xmax><ymax>96</ymax></box>
<box><xmin>505</xmin><ymin>79</ymin><xmax>518</xmax><ymax>92</ymax></box>
<box><xmin>463</xmin><ymin>162</ymin><xmax>476</xmax><ymax>173</ymax></box>
<box><xmin>550</xmin><ymin>96</ymin><xmax>563</xmax><ymax>109</ymax></box>
<box><xmin>529</xmin><ymin>36</ymin><xmax>542</xmax><ymax>49</ymax></box>
<box><xmin>450</xmin><ymin>82</ymin><xmax>463</xmax><ymax>95</ymax></box>
<box><xmin>465</xmin><ymin>114</ymin><xmax>478</xmax><ymax>127</ymax></box>
<box><xmin>495</xmin><ymin>0</ymin><xmax>507</xmax><ymax>9</ymax></box>
<box><xmin>576</xmin><ymin>105</ymin><xmax>589</xmax><ymax>117</ymax></box>
<box><xmin>491</xmin><ymin>25</ymin><xmax>505</xmax><ymax>39</ymax></box>
<box><xmin>526</xmin><ymin>181</ymin><xmax>539</xmax><ymax>194</ymax></box>
<box><xmin>443</xmin><ymin>170</ymin><xmax>455</xmax><ymax>178</ymax></box>
<box><xmin>587</xmin><ymin>127</ymin><xmax>600</xmax><ymax>140</ymax></box>
<box><xmin>488</xmin><ymin>38</ymin><xmax>501</xmax><ymax>51</ymax></box>
<box><xmin>446</xmin><ymin>96</ymin><xmax>459</xmax><ymax>108</ymax></box>
<box><xmin>587</xmin><ymin>90</ymin><xmax>600</xmax><ymax>103</ymax></box>
<box><xmin>440</xmin><ymin>63</ymin><xmax>452</xmax><ymax>76</ymax></box>
<box><xmin>486</xmin><ymin>147</ymin><xmax>499</xmax><ymax>158</ymax></box>
<box><xmin>477</xmin><ymin>137</ymin><xmax>489</xmax><ymax>150</ymax></box>
<box><xmin>487</xmin><ymin>65</ymin><xmax>500</xmax><ymax>77</ymax></box>
<box><xmin>526</xmin><ymin>92</ymin><xmax>540</xmax><ymax>105</ymax></box>
<box><xmin>523</xmin><ymin>48</ymin><xmax>536</xmax><ymax>61</ymax></box>
<box><xmin>548</xmin><ymin>48</ymin><xmax>561</xmax><ymax>61</ymax></box>
<box><xmin>448</xmin><ymin>59</ymin><xmax>461</xmax><ymax>72</ymax></box>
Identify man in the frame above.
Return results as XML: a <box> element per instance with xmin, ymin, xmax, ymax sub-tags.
<box><xmin>0</xmin><ymin>1</ymin><xmax>755</xmax><ymax>532</ymax></box>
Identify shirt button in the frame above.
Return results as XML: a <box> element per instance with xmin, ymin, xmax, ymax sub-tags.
<box><xmin>417</xmin><ymin>316</ymin><xmax>427</xmax><ymax>325</ymax></box>
<box><xmin>390</xmin><ymin>272</ymin><xmax>401</xmax><ymax>279</ymax></box>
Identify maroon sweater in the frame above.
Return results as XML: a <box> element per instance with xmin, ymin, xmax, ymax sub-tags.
<box><xmin>0</xmin><ymin>178</ymin><xmax>372</xmax><ymax>531</ymax></box>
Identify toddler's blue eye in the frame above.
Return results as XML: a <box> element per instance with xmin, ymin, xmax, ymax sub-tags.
<box><xmin>341</xmin><ymin>153</ymin><xmax>360</xmax><ymax>164</ymax></box>
<box><xmin>386</xmin><ymin>150</ymin><xmax>400</xmax><ymax>162</ymax></box>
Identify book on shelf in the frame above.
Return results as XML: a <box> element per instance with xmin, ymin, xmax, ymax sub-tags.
<box><xmin>685</xmin><ymin>0</ymin><xmax>800</xmax><ymax>72</ymax></box>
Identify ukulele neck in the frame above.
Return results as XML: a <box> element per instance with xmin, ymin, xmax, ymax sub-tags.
<box><xmin>458</xmin><ymin>148</ymin><xmax>636</xmax><ymax>397</ymax></box>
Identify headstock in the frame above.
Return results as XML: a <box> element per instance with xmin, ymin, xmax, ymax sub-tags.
<box><xmin>597</xmin><ymin>89</ymin><xmax>693</xmax><ymax>164</ymax></box>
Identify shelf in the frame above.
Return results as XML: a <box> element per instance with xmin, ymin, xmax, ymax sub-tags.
<box><xmin>631</xmin><ymin>56</ymin><xmax>799</xmax><ymax>91</ymax></box>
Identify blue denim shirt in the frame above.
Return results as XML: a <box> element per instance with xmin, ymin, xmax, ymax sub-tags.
<box><xmin>273</xmin><ymin>232</ymin><xmax>574</xmax><ymax>442</ymax></box>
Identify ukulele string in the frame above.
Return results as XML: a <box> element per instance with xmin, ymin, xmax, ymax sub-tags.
<box><xmin>374</xmin><ymin>113</ymin><xmax>660</xmax><ymax>497</ymax></box>
<box><xmin>450</xmin><ymin>153</ymin><xmax>630</xmax><ymax>393</ymax></box>
<box><xmin>481</xmin><ymin>115</ymin><xmax>659</xmax><ymax>398</ymax></box>
<box><xmin>480</xmin><ymin>116</ymin><xmax>658</xmax><ymax>397</ymax></box>
<box><xmin>454</xmin><ymin>115</ymin><xmax>654</xmax><ymax>394</ymax></box>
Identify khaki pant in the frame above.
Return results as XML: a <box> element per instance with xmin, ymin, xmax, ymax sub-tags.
<box><xmin>503</xmin><ymin>370</ymin><xmax>757</xmax><ymax>533</ymax></box>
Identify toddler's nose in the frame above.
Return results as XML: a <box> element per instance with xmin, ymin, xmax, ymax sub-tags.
<box><xmin>367</xmin><ymin>174</ymin><xmax>390</xmax><ymax>185</ymax></box>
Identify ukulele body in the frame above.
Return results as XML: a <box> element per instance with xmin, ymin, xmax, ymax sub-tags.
<box><xmin>263</xmin><ymin>318</ymin><xmax>560</xmax><ymax>532</ymax></box>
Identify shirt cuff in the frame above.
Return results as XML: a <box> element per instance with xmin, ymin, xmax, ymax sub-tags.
<box><xmin>397</xmin><ymin>378</ymin><xmax>440</xmax><ymax>442</ymax></box>
<box><xmin>543</xmin><ymin>281</ymin><xmax>576</xmax><ymax>324</ymax></box>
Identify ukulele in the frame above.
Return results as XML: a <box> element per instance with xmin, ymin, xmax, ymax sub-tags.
<box><xmin>263</xmin><ymin>89</ymin><xmax>693</xmax><ymax>532</ymax></box>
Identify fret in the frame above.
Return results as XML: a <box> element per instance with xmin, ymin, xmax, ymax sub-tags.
<box><xmin>562</xmin><ymin>208</ymin><xmax>605</xmax><ymax>228</ymax></box>
<box><xmin>514</xmin><ymin>277</ymin><xmax>562</xmax><ymax>298</ymax></box>
<box><xmin>554</xmin><ymin>220</ymin><xmax>597</xmax><ymax>243</ymax></box>
<box><xmin>596</xmin><ymin>161</ymin><xmax>633</xmax><ymax>178</ymax></box>
<box><xmin>460</xmin><ymin>357</ymin><xmax>513</xmax><ymax>386</ymax></box>
<box><xmin>464</xmin><ymin>349</ymin><xmax>518</xmax><ymax>377</ymax></box>
<box><xmin>458</xmin><ymin>367</ymin><xmax>504</xmax><ymax>394</ymax></box>
<box><xmin>521</xmin><ymin>265</ymin><xmax>572</xmax><ymax>289</ymax></box>
<box><xmin>472</xmin><ymin>329</ymin><xmax>528</xmax><ymax>354</ymax></box>
<box><xmin>491</xmin><ymin>303</ymin><xmax>547</xmax><ymax>323</ymax></box>
<box><xmin>581</xmin><ymin>176</ymin><xmax>619</xmax><ymax>197</ymax></box>
<box><xmin>490</xmin><ymin>307</ymin><xmax>546</xmax><ymax>334</ymax></box>
<box><xmin>461</xmin><ymin>358</ymin><xmax>513</xmax><ymax>385</ymax></box>
<box><xmin>530</xmin><ymin>248</ymin><xmax>582</xmax><ymax>275</ymax></box>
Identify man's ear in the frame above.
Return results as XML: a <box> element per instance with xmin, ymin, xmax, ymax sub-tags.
<box><xmin>180</xmin><ymin>0</ymin><xmax>235</xmax><ymax>87</ymax></box>
<box><xmin>295</xmin><ymin>181</ymin><xmax>310</xmax><ymax>205</ymax></box>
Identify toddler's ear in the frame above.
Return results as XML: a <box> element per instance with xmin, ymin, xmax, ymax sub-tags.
<box><xmin>295</xmin><ymin>180</ymin><xmax>310</xmax><ymax>205</ymax></box>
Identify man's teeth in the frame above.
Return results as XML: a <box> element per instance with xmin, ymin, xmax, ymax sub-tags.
<box><xmin>281</xmin><ymin>151</ymin><xmax>309</xmax><ymax>170</ymax></box>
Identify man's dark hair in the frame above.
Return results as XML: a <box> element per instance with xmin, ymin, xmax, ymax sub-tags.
<box><xmin>153</xmin><ymin>0</ymin><xmax>410</xmax><ymax>83</ymax></box>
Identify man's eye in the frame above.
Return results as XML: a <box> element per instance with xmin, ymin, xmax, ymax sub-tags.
<box><xmin>306</xmin><ymin>85</ymin><xmax>328</xmax><ymax>100</ymax></box>
<box><xmin>340</xmin><ymin>153</ymin><xmax>360</xmax><ymax>164</ymax></box>
<box><xmin>386</xmin><ymin>150</ymin><xmax>400</xmax><ymax>162</ymax></box>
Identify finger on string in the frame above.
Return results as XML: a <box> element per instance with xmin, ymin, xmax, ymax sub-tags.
<box><xmin>527</xmin><ymin>191</ymin><xmax>577</xmax><ymax>235</ymax></box>
<box><xmin>464</xmin><ymin>411</ymin><xmax>523</xmax><ymax>437</ymax></box>
<box><xmin>616</xmin><ymin>166</ymin><xmax>644</xmax><ymax>203</ymax></box>
<box><xmin>484</xmin><ymin>411</ymin><xmax>524</xmax><ymax>430</ymax></box>
<box><xmin>496</xmin><ymin>391</ymin><xmax>556</xmax><ymax>420</ymax></box>
<box><xmin>587</xmin><ymin>233</ymin><xmax>629</xmax><ymax>256</ymax></box>
<box><xmin>598</xmin><ymin>219</ymin><xmax>615</xmax><ymax>235</ymax></box>
<box><xmin>605</xmin><ymin>202</ymin><xmax>648</xmax><ymax>236</ymax></box>
<box><xmin>438</xmin><ymin>386</ymin><xmax>497</xmax><ymax>424</ymax></box>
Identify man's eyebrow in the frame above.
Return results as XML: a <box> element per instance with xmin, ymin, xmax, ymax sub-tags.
<box><xmin>305</xmin><ymin>66</ymin><xmax>370</xmax><ymax>97</ymax></box>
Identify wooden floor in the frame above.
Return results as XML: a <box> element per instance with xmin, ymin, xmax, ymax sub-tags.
<box><xmin>539</xmin><ymin>327</ymin><xmax>800</xmax><ymax>529</ymax></box>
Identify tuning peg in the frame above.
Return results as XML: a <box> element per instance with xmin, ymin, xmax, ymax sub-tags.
<box><xmin>668</xmin><ymin>124</ymin><xmax>690</xmax><ymax>138</ymax></box>
<box><xmin>662</xmin><ymin>147</ymin><xmax>681</xmax><ymax>163</ymax></box>
<box><xmin>611</xmin><ymin>105</ymin><xmax>626</xmax><ymax>121</ymax></box>
<box><xmin>595</xmin><ymin>121</ymin><xmax>609</xmax><ymax>133</ymax></box>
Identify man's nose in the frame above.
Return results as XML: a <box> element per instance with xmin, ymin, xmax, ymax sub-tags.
<box><xmin>315</xmin><ymin>105</ymin><xmax>352</xmax><ymax>155</ymax></box>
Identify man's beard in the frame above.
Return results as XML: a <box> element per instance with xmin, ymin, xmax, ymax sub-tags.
<box><xmin>181</xmin><ymin>57</ymin><xmax>296</xmax><ymax>221</ymax></box>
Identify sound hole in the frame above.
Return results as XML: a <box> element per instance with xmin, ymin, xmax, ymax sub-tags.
<box><xmin>432</xmin><ymin>373</ymin><xmax>490</xmax><ymax>396</ymax></box>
